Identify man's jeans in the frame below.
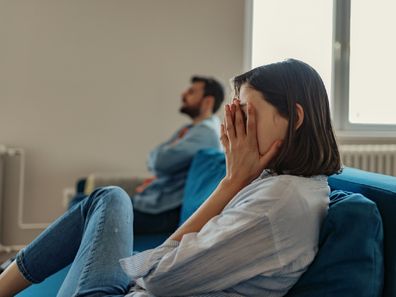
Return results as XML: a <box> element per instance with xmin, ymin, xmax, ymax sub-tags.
<box><xmin>16</xmin><ymin>187</ymin><xmax>136</xmax><ymax>296</ymax></box>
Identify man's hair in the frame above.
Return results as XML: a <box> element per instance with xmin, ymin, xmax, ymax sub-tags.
<box><xmin>191</xmin><ymin>76</ymin><xmax>224</xmax><ymax>113</ymax></box>
<box><xmin>233</xmin><ymin>59</ymin><xmax>341</xmax><ymax>177</ymax></box>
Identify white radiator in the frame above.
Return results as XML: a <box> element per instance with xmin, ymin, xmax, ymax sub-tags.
<box><xmin>339</xmin><ymin>144</ymin><xmax>396</xmax><ymax>176</ymax></box>
<box><xmin>0</xmin><ymin>145</ymin><xmax>47</xmax><ymax>252</ymax></box>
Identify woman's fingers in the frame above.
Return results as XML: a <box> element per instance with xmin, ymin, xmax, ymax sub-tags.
<box><xmin>231</xmin><ymin>102</ymin><xmax>236</xmax><ymax>121</ymax></box>
<box><xmin>234</xmin><ymin>101</ymin><xmax>246</xmax><ymax>137</ymax></box>
<box><xmin>220</xmin><ymin>122</ymin><xmax>229</xmax><ymax>152</ymax></box>
<box><xmin>224</xmin><ymin>104</ymin><xmax>236</xmax><ymax>141</ymax></box>
<box><xmin>225</xmin><ymin>99</ymin><xmax>245</xmax><ymax>141</ymax></box>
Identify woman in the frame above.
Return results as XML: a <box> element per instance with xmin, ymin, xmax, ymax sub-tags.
<box><xmin>0</xmin><ymin>59</ymin><xmax>341</xmax><ymax>297</ymax></box>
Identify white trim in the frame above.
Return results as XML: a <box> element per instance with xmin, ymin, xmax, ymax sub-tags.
<box><xmin>336</xmin><ymin>130</ymin><xmax>396</xmax><ymax>140</ymax></box>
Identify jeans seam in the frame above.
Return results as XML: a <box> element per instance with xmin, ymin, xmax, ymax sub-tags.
<box><xmin>73</xmin><ymin>194</ymin><xmax>107</xmax><ymax>293</ymax></box>
<box><xmin>15</xmin><ymin>249</ymin><xmax>41</xmax><ymax>284</ymax></box>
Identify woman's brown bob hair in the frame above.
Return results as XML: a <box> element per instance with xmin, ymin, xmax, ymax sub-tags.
<box><xmin>233</xmin><ymin>59</ymin><xmax>341</xmax><ymax>177</ymax></box>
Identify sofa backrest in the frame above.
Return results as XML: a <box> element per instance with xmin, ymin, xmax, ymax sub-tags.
<box><xmin>179</xmin><ymin>148</ymin><xmax>226</xmax><ymax>225</ymax></box>
<box><xmin>329</xmin><ymin>168</ymin><xmax>396</xmax><ymax>297</ymax></box>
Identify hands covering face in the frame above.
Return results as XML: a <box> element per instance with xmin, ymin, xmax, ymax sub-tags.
<box><xmin>220</xmin><ymin>99</ymin><xmax>282</xmax><ymax>189</ymax></box>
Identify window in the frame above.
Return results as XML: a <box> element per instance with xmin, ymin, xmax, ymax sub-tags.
<box><xmin>349</xmin><ymin>0</ymin><xmax>396</xmax><ymax>125</ymax></box>
<box><xmin>250</xmin><ymin>0</ymin><xmax>396</xmax><ymax>132</ymax></box>
<box><xmin>251</xmin><ymin>0</ymin><xmax>333</xmax><ymax>97</ymax></box>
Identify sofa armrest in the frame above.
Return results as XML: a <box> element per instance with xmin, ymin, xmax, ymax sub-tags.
<box><xmin>84</xmin><ymin>174</ymin><xmax>148</xmax><ymax>197</ymax></box>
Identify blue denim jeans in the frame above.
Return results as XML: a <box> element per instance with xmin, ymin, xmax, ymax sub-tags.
<box><xmin>70</xmin><ymin>195</ymin><xmax>181</xmax><ymax>234</ymax></box>
<box><xmin>16</xmin><ymin>186</ymin><xmax>134</xmax><ymax>297</ymax></box>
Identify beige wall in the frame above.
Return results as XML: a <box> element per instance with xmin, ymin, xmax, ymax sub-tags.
<box><xmin>0</xmin><ymin>0</ymin><xmax>245</xmax><ymax>245</ymax></box>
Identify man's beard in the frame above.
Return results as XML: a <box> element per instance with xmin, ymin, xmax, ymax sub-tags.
<box><xmin>179</xmin><ymin>104</ymin><xmax>201</xmax><ymax>119</ymax></box>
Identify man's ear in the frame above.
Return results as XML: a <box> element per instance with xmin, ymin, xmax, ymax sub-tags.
<box><xmin>295</xmin><ymin>103</ymin><xmax>304</xmax><ymax>130</ymax></box>
<box><xmin>203</xmin><ymin>95</ymin><xmax>215</xmax><ymax>113</ymax></box>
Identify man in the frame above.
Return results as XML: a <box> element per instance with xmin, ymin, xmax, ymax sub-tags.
<box><xmin>131</xmin><ymin>76</ymin><xmax>224</xmax><ymax>233</ymax></box>
<box><xmin>72</xmin><ymin>76</ymin><xmax>224</xmax><ymax>234</ymax></box>
<box><xmin>0</xmin><ymin>76</ymin><xmax>223</xmax><ymax>276</ymax></box>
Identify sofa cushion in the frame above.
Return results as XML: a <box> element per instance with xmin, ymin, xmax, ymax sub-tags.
<box><xmin>133</xmin><ymin>233</ymin><xmax>171</xmax><ymax>252</ymax></box>
<box><xmin>285</xmin><ymin>190</ymin><xmax>384</xmax><ymax>297</ymax></box>
<box><xmin>329</xmin><ymin>167</ymin><xmax>396</xmax><ymax>297</ymax></box>
<box><xmin>179</xmin><ymin>148</ymin><xmax>225</xmax><ymax>225</ymax></box>
<box><xmin>16</xmin><ymin>266</ymin><xmax>70</xmax><ymax>297</ymax></box>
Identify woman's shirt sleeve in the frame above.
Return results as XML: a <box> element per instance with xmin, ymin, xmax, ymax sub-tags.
<box><xmin>120</xmin><ymin>195</ymin><xmax>285</xmax><ymax>296</ymax></box>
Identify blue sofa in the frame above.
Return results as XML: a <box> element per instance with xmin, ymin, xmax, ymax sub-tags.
<box><xmin>17</xmin><ymin>148</ymin><xmax>396</xmax><ymax>297</ymax></box>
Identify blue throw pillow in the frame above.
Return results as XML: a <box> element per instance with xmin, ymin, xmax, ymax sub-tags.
<box><xmin>179</xmin><ymin>148</ymin><xmax>226</xmax><ymax>225</ymax></box>
<box><xmin>329</xmin><ymin>167</ymin><xmax>396</xmax><ymax>297</ymax></box>
<box><xmin>285</xmin><ymin>190</ymin><xmax>384</xmax><ymax>297</ymax></box>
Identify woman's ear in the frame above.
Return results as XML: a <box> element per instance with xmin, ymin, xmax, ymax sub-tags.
<box><xmin>295</xmin><ymin>103</ymin><xmax>304</xmax><ymax>130</ymax></box>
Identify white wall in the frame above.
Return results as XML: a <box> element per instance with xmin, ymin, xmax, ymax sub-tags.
<box><xmin>0</xmin><ymin>0</ymin><xmax>245</xmax><ymax>244</ymax></box>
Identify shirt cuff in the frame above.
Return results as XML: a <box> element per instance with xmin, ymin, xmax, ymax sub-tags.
<box><xmin>119</xmin><ymin>239</ymin><xmax>179</xmax><ymax>280</ymax></box>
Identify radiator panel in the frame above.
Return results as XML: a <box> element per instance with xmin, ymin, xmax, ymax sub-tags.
<box><xmin>340</xmin><ymin>145</ymin><xmax>396</xmax><ymax>176</ymax></box>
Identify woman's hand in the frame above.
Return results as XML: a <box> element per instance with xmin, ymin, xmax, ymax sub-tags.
<box><xmin>220</xmin><ymin>99</ymin><xmax>282</xmax><ymax>190</ymax></box>
<box><xmin>170</xmin><ymin>99</ymin><xmax>282</xmax><ymax>242</ymax></box>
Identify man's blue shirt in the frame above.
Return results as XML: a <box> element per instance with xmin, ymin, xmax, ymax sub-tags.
<box><xmin>132</xmin><ymin>115</ymin><xmax>221</xmax><ymax>214</ymax></box>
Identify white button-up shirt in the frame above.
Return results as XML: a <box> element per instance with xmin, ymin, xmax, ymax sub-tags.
<box><xmin>120</xmin><ymin>173</ymin><xmax>330</xmax><ymax>297</ymax></box>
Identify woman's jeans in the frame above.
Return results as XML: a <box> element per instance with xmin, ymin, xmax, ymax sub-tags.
<box><xmin>70</xmin><ymin>195</ymin><xmax>180</xmax><ymax>234</ymax></box>
<box><xmin>15</xmin><ymin>186</ymin><xmax>135</xmax><ymax>297</ymax></box>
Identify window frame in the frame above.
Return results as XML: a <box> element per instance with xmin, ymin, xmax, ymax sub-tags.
<box><xmin>333</xmin><ymin>0</ymin><xmax>396</xmax><ymax>135</ymax></box>
<box><xmin>246</xmin><ymin>0</ymin><xmax>396</xmax><ymax>138</ymax></box>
